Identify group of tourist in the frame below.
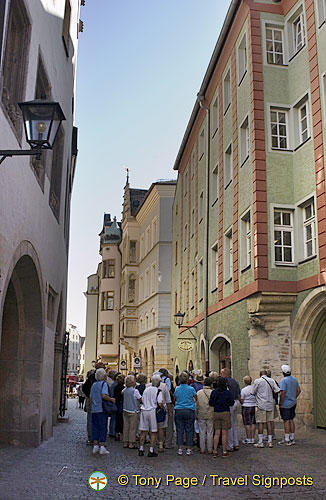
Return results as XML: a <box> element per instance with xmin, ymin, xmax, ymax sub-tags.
<box><xmin>81</xmin><ymin>363</ymin><xmax>301</xmax><ymax>457</ymax></box>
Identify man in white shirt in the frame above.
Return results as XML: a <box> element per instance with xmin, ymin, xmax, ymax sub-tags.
<box><xmin>240</xmin><ymin>375</ymin><xmax>256</xmax><ymax>444</ymax></box>
<box><xmin>138</xmin><ymin>373</ymin><xmax>164</xmax><ymax>457</ymax></box>
<box><xmin>252</xmin><ymin>370</ymin><xmax>280</xmax><ymax>448</ymax></box>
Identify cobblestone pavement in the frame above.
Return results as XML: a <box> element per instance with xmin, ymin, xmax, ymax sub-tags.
<box><xmin>0</xmin><ymin>399</ymin><xmax>325</xmax><ymax>500</ymax></box>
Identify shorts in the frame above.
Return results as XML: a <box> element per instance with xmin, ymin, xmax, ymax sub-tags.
<box><xmin>213</xmin><ymin>411</ymin><xmax>231</xmax><ymax>431</ymax></box>
<box><xmin>255</xmin><ymin>407</ymin><xmax>274</xmax><ymax>423</ymax></box>
<box><xmin>139</xmin><ymin>409</ymin><xmax>158</xmax><ymax>432</ymax></box>
<box><xmin>158</xmin><ymin>411</ymin><xmax>168</xmax><ymax>429</ymax></box>
<box><xmin>280</xmin><ymin>405</ymin><xmax>296</xmax><ymax>421</ymax></box>
<box><xmin>242</xmin><ymin>406</ymin><xmax>256</xmax><ymax>426</ymax></box>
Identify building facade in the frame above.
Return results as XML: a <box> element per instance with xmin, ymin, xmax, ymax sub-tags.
<box><xmin>84</xmin><ymin>215</ymin><xmax>122</xmax><ymax>374</ymax></box>
<box><xmin>120</xmin><ymin>180</ymin><xmax>176</xmax><ymax>377</ymax></box>
<box><xmin>0</xmin><ymin>0</ymin><xmax>82</xmax><ymax>446</ymax></box>
<box><xmin>171</xmin><ymin>0</ymin><xmax>326</xmax><ymax>428</ymax></box>
<box><xmin>66</xmin><ymin>323</ymin><xmax>82</xmax><ymax>376</ymax></box>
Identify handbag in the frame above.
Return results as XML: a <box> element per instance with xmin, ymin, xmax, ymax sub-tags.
<box><xmin>262</xmin><ymin>377</ymin><xmax>279</xmax><ymax>405</ymax></box>
<box><xmin>101</xmin><ymin>382</ymin><xmax>117</xmax><ymax>415</ymax></box>
<box><xmin>155</xmin><ymin>389</ymin><xmax>166</xmax><ymax>423</ymax></box>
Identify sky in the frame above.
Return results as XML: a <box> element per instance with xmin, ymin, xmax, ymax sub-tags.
<box><xmin>67</xmin><ymin>0</ymin><xmax>231</xmax><ymax>336</ymax></box>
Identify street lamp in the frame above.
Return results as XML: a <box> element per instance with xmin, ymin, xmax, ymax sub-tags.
<box><xmin>0</xmin><ymin>97</ymin><xmax>65</xmax><ymax>164</ymax></box>
<box><xmin>174</xmin><ymin>311</ymin><xmax>197</xmax><ymax>341</ymax></box>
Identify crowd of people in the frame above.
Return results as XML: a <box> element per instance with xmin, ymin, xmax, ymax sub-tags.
<box><xmin>81</xmin><ymin>363</ymin><xmax>301</xmax><ymax>457</ymax></box>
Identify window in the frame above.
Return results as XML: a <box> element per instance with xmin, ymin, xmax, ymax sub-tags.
<box><xmin>145</xmin><ymin>269</ymin><xmax>150</xmax><ymax>297</ymax></box>
<box><xmin>317</xmin><ymin>0</ymin><xmax>326</xmax><ymax>26</ymax></box>
<box><xmin>152</xmin><ymin>310</ymin><xmax>156</xmax><ymax>328</ymax></box>
<box><xmin>302</xmin><ymin>200</ymin><xmax>316</xmax><ymax>259</ymax></box>
<box><xmin>190</xmin><ymin>269</ymin><xmax>195</xmax><ymax>309</ymax></box>
<box><xmin>211</xmin><ymin>165</ymin><xmax>218</xmax><ymax>203</ymax></box>
<box><xmin>146</xmin><ymin>226</ymin><xmax>151</xmax><ymax>253</ymax></box>
<box><xmin>212</xmin><ymin>96</ymin><xmax>219</xmax><ymax>135</ymax></box>
<box><xmin>145</xmin><ymin>314</ymin><xmax>149</xmax><ymax>330</ymax></box>
<box><xmin>224</xmin><ymin>144</ymin><xmax>233</xmax><ymax>187</ymax></box>
<box><xmin>270</xmin><ymin>109</ymin><xmax>288</xmax><ymax>149</ymax></box>
<box><xmin>211</xmin><ymin>243</ymin><xmax>218</xmax><ymax>291</ymax></box>
<box><xmin>103</xmin><ymin>259</ymin><xmax>115</xmax><ymax>278</ymax></box>
<box><xmin>293</xmin><ymin>96</ymin><xmax>310</xmax><ymax>147</ymax></box>
<box><xmin>101</xmin><ymin>291</ymin><xmax>114</xmax><ymax>310</ymax></box>
<box><xmin>238</xmin><ymin>34</ymin><xmax>247</xmax><ymax>83</ymax></box>
<box><xmin>191</xmin><ymin>208</ymin><xmax>195</xmax><ymax>237</ymax></box>
<box><xmin>266</xmin><ymin>25</ymin><xmax>284</xmax><ymax>65</ymax></box>
<box><xmin>184</xmin><ymin>170</ymin><xmax>188</xmax><ymax>197</ymax></box>
<box><xmin>100</xmin><ymin>325</ymin><xmax>113</xmax><ymax>344</ymax></box>
<box><xmin>199</xmin><ymin>192</ymin><xmax>204</xmax><ymax>223</ymax></box>
<box><xmin>191</xmin><ymin>149</ymin><xmax>196</xmax><ymax>179</ymax></box>
<box><xmin>225</xmin><ymin>229</ymin><xmax>233</xmax><ymax>281</ymax></box>
<box><xmin>273</xmin><ymin>209</ymin><xmax>294</xmax><ymax>264</ymax></box>
<box><xmin>184</xmin><ymin>224</ymin><xmax>188</xmax><ymax>250</ymax></box>
<box><xmin>239</xmin><ymin>116</ymin><xmax>249</xmax><ymax>165</ymax></box>
<box><xmin>62</xmin><ymin>0</ymin><xmax>72</xmax><ymax>56</ymax></box>
<box><xmin>241</xmin><ymin>211</ymin><xmax>251</xmax><ymax>270</ymax></box>
<box><xmin>49</xmin><ymin>128</ymin><xmax>64</xmax><ymax>221</ymax></box>
<box><xmin>140</xmin><ymin>234</ymin><xmax>144</xmax><ymax>259</ymax></box>
<box><xmin>139</xmin><ymin>274</ymin><xmax>143</xmax><ymax>302</ymax></box>
<box><xmin>151</xmin><ymin>263</ymin><xmax>156</xmax><ymax>293</ymax></box>
<box><xmin>152</xmin><ymin>219</ymin><xmax>157</xmax><ymax>246</ymax></box>
<box><xmin>293</xmin><ymin>13</ymin><xmax>305</xmax><ymax>53</ymax></box>
<box><xmin>128</xmin><ymin>275</ymin><xmax>136</xmax><ymax>303</ymax></box>
<box><xmin>129</xmin><ymin>240</ymin><xmax>137</xmax><ymax>263</ymax></box>
<box><xmin>199</xmin><ymin>129</ymin><xmax>205</xmax><ymax>160</ymax></box>
<box><xmin>1</xmin><ymin>0</ymin><xmax>31</xmax><ymax>136</ymax></box>
<box><xmin>223</xmin><ymin>69</ymin><xmax>231</xmax><ymax>112</ymax></box>
<box><xmin>198</xmin><ymin>259</ymin><xmax>203</xmax><ymax>301</ymax></box>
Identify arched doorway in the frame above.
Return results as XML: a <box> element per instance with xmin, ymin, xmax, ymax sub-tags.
<box><xmin>143</xmin><ymin>348</ymin><xmax>148</xmax><ymax>379</ymax></box>
<box><xmin>200</xmin><ymin>341</ymin><xmax>206</xmax><ymax>374</ymax></box>
<box><xmin>0</xmin><ymin>255</ymin><xmax>44</xmax><ymax>446</ymax></box>
<box><xmin>210</xmin><ymin>336</ymin><xmax>231</xmax><ymax>374</ymax></box>
<box><xmin>188</xmin><ymin>360</ymin><xmax>194</xmax><ymax>372</ymax></box>
<box><xmin>150</xmin><ymin>346</ymin><xmax>155</xmax><ymax>375</ymax></box>
<box><xmin>313</xmin><ymin>319</ymin><xmax>326</xmax><ymax>428</ymax></box>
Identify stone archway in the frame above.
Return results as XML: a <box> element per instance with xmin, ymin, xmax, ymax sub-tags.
<box><xmin>291</xmin><ymin>286</ymin><xmax>326</xmax><ymax>427</ymax></box>
<box><xmin>150</xmin><ymin>346</ymin><xmax>155</xmax><ymax>375</ymax></box>
<box><xmin>0</xmin><ymin>254</ymin><xmax>44</xmax><ymax>446</ymax></box>
<box><xmin>143</xmin><ymin>348</ymin><xmax>148</xmax><ymax>379</ymax></box>
<box><xmin>200</xmin><ymin>340</ymin><xmax>206</xmax><ymax>374</ymax></box>
<box><xmin>210</xmin><ymin>335</ymin><xmax>232</xmax><ymax>374</ymax></box>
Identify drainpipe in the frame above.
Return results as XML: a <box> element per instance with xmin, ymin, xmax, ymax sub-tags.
<box><xmin>198</xmin><ymin>94</ymin><xmax>210</xmax><ymax>373</ymax></box>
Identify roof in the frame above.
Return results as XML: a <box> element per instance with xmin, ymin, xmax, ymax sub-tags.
<box><xmin>129</xmin><ymin>188</ymin><xmax>148</xmax><ymax>216</ymax></box>
<box><xmin>173</xmin><ymin>0</ymin><xmax>241</xmax><ymax>171</ymax></box>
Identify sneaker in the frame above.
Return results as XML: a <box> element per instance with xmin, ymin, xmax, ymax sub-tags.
<box><xmin>290</xmin><ymin>439</ymin><xmax>296</xmax><ymax>445</ymax></box>
<box><xmin>263</xmin><ymin>435</ymin><xmax>269</xmax><ymax>441</ymax></box>
<box><xmin>254</xmin><ymin>442</ymin><xmax>264</xmax><ymax>448</ymax></box>
<box><xmin>177</xmin><ymin>449</ymin><xmax>183</xmax><ymax>456</ymax></box>
<box><xmin>268</xmin><ymin>442</ymin><xmax>273</xmax><ymax>448</ymax></box>
<box><xmin>242</xmin><ymin>439</ymin><xmax>252</xmax><ymax>444</ymax></box>
<box><xmin>138</xmin><ymin>449</ymin><xmax>144</xmax><ymax>456</ymax></box>
<box><xmin>278</xmin><ymin>439</ymin><xmax>291</xmax><ymax>446</ymax></box>
<box><xmin>99</xmin><ymin>446</ymin><xmax>109</xmax><ymax>455</ymax></box>
<box><xmin>92</xmin><ymin>445</ymin><xmax>99</xmax><ymax>454</ymax></box>
<box><xmin>148</xmin><ymin>450</ymin><xmax>158</xmax><ymax>457</ymax></box>
<box><xmin>186</xmin><ymin>449</ymin><xmax>193</xmax><ymax>455</ymax></box>
<box><xmin>86</xmin><ymin>440</ymin><xmax>93</xmax><ymax>445</ymax></box>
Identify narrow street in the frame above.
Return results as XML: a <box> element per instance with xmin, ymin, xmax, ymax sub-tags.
<box><xmin>0</xmin><ymin>399</ymin><xmax>325</xmax><ymax>500</ymax></box>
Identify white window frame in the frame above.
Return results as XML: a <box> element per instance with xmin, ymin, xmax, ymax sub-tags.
<box><xmin>211</xmin><ymin>95</ymin><xmax>219</xmax><ymax>136</ymax></box>
<box><xmin>211</xmin><ymin>242</ymin><xmax>218</xmax><ymax>291</ymax></box>
<box><xmin>271</xmin><ymin>206</ymin><xmax>295</xmax><ymax>266</ymax></box>
<box><xmin>237</xmin><ymin>32</ymin><xmax>247</xmax><ymax>84</ymax></box>
<box><xmin>317</xmin><ymin>0</ymin><xmax>326</xmax><ymax>27</ymax></box>
<box><xmin>292</xmin><ymin>12</ymin><xmax>305</xmax><ymax>54</ymax></box>
<box><xmin>240</xmin><ymin>209</ymin><xmax>251</xmax><ymax>271</ymax></box>
<box><xmin>224</xmin><ymin>228</ymin><xmax>233</xmax><ymax>282</ymax></box>
<box><xmin>152</xmin><ymin>217</ymin><xmax>158</xmax><ymax>246</ymax></box>
<box><xmin>224</xmin><ymin>143</ymin><xmax>233</xmax><ymax>188</ymax></box>
<box><xmin>151</xmin><ymin>262</ymin><xmax>156</xmax><ymax>294</ymax></box>
<box><xmin>239</xmin><ymin>114</ymin><xmax>250</xmax><ymax>166</ymax></box>
<box><xmin>223</xmin><ymin>68</ymin><xmax>231</xmax><ymax>114</ymax></box>
<box><xmin>296</xmin><ymin>196</ymin><xmax>317</xmax><ymax>262</ymax></box>
<box><xmin>139</xmin><ymin>274</ymin><xmax>143</xmax><ymax>302</ymax></box>
<box><xmin>270</xmin><ymin>107</ymin><xmax>290</xmax><ymax>151</ymax></box>
<box><xmin>265</xmin><ymin>23</ymin><xmax>285</xmax><ymax>66</ymax></box>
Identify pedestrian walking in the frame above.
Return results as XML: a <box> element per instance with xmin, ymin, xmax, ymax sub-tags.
<box><xmin>107</xmin><ymin>369</ymin><xmax>117</xmax><ymax>438</ymax></box>
<box><xmin>220</xmin><ymin>368</ymin><xmax>241</xmax><ymax>451</ymax></box>
<box><xmin>89</xmin><ymin>368</ymin><xmax>116</xmax><ymax>456</ymax></box>
<box><xmin>82</xmin><ymin>362</ymin><xmax>105</xmax><ymax>444</ymax></box>
<box><xmin>159</xmin><ymin>369</ymin><xmax>175</xmax><ymax>449</ymax></box>
<box><xmin>113</xmin><ymin>374</ymin><xmax>125</xmax><ymax>441</ymax></box>
<box><xmin>252</xmin><ymin>370</ymin><xmax>280</xmax><ymax>448</ymax></box>
<box><xmin>278</xmin><ymin>365</ymin><xmax>301</xmax><ymax>446</ymax></box>
<box><xmin>174</xmin><ymin>371</ymin><xmax>197</xmax><ymax>456</ymax></box>
<box><xmin>240</xmin><ymin>376</ymin><xmax>256</xmax><ymax>444</ymax></box>
<box><xmin>77</xmin><ymin>384</ymin><xmax>85</xmax><ymax>409</ymax></box>
<box><xmin>196</xmin><ymin>377</ymin><xmax>214</xmax><ymax>454</ymax></box>
<box><xmin>209</xmin><ymin>376</ymin><xmax>235</xmax><ymax>458</ymax></box>
<box><xmin>122</xmin><ymin>375</ymin><xmax>142</xmax><ymax>449</ymax></box>
<box><xmin>138</xmin><ymin>373</ymin><xmax>164</xmax><ymax>457</ymax></box>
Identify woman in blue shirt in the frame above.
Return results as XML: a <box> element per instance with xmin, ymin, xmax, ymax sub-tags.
<box><xmin>174</xmin><ymin>371</ymin><xmax>197</xmax><ymax>456</ymax></box>
<box><xmin>209</xmin><ymin>377</ymin><xmax>234</xmax><ymax>457</ymax></box>
<box><xmin>90</xmin><ymin>368</ymin><xmax>116</xmax><ymax>455</ymax></box>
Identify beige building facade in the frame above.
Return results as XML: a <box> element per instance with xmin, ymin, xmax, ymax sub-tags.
<box><xmin>120</xmin><ymin>180</ymin><xmax>176</xmax><ymax>377</ymax></box>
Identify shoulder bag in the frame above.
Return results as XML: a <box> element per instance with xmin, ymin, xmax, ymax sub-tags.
<box><xmin>155</xmin><ymin>388</ymin><xmax>166</xmax><ymax>423</ymax></box>
<box><xmin>101</xmin><ymin>381</ymin><xmax>117</xmax><ymax>415</ymax></box>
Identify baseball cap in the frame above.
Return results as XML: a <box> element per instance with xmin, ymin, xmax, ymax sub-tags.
<box><xmin>281</xmin><ymin>364</ymin><xmax>291</xmax><ymax>374</ymax></box>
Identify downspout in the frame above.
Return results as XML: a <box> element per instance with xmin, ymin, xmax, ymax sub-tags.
<box><xmin>198</xmin><ymin>94</ymin><xmax>210</xmax><ymax>373</ymax></box>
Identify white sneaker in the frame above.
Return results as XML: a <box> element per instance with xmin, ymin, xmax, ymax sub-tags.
<box><xmin>186</xmin><ymin>449</ymin><xmax>193</xmax><ymax>455</ymax></box>
<box><xmin>268</xmin><ymin>442</ymin><xmax>273</xmax><ymax>448</ymax></box>
<box><xmin>278</xmin><ymin>439</ymin><xmax>291</xmax><ymax>446</ymax></box>
<box><xmin>242</xmin><ymin>439</ymin><xmax>252</xmax><ymax>444</ymax></box>
<box><xmin>99</xmin><ymin>446</ymin><xmax>109</xmax><ymax>455</ymax></box>
<box><xmin>92</xmin><ymin>445</ymin><xmax>99</xmax><ymax>454</ymax></box>
<box><xmin>290</xmin><ymin>439</ymin><xmax>295</xmax><ymax>445</ymax></box>
<box><xmin>254</xmin><ymin>442</ymin><xmax>264</xmax><ymax>448</ymax></box>
<box><xmin>177</xmin><ymin>449</ymin><xmax>183</xmax><ymax>456</ymax></box>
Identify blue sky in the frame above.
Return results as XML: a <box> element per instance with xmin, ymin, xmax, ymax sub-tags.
<box><xmin>67</xmin><ymin>0</ymin><xmax>231</xmax><ymax>335</ymax></box>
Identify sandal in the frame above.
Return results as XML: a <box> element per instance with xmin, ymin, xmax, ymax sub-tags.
<box><xmin>213</xmin><ymin>452</ymin><xmax>218</xmax><ymax>458</ymax></box>
<box><xmin>234</xmin><ymin>446</ymin><xmax>239</xmax><ymax>451</ymax></box>
<box><xmin>222</xmin><ymin>451</ymin><xmax>229</xmax><ymax>458</ymax></box>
